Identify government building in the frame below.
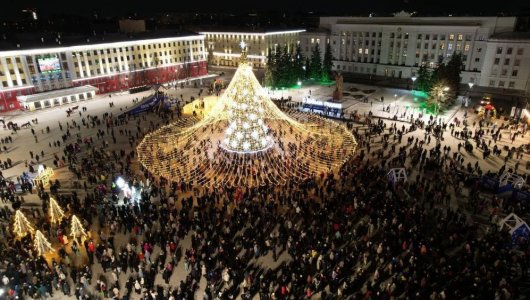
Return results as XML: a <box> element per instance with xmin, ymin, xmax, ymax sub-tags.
<box><xmin>300</xmin><ymin>13</ymin><xmax>530</xmax><ymax>95</ymax></box>
<box><xmin>200</xmin><ymin>29</ymin><xmax>305</xmax><ymax>69</ymax></box>
<box><xmin>0</xmin><ymin>31</ymin><xmax>208</xmax><ymax>111</ymax></box>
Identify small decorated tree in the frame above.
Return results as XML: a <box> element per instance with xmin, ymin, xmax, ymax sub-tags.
<box><xmin>34</xmin><ymin>230</ymin><xmax>54</xmax><ymax>256</ymax></box>
<box><xmin>49</xmin><ymin>197</ymin><xmax>65</xmax><ymax>224</ymax></box>
<box><xmin>70</xmin><ymin>215</ymin><xmax>88</xmax><ymax>242</ymax></box>
<box><xmin>13</xmin><ymin>210</ymin><xmax>35</xmax><ymax>238</ymax></box>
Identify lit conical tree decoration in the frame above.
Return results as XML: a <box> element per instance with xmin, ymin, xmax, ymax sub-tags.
<box><xmin>33</xmin><ymin>230</ymin><xmax>54</xmax><ymax>256</ymax></box>
<box><xmin>49</xmin><ymin>197</ymin><xmax>65</xmax><ymax>224</ymax></box>
<box><xmin>70</xmin><ymin>215</ymin><xmax>87</xmax><ymax>241</ymax></box>
<box><xmin>221</xmin><ymin>40</ymin><xmax>272</xmax><ymax>153</ymax></box>
<box><xmin>13</xmin><ymin>210</ymin><xmax>35</xmax><ymax>238</ymax></box>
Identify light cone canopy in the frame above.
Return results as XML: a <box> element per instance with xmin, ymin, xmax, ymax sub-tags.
<box><xmin>221</xmin><ymin>65</ymin><xmax>272</xmax><ymax>153</ymax></box>
<box><xmin>137</xmin><ymin>61</ymin><xmax>356</xmax><ymax>187</ymax></box>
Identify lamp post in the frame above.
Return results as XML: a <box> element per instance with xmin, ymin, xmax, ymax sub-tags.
<box><xmin>466</xmin><ymin>82</ymin><xmax>474</xmax><ymax>107</ymax></box>
<box><xmin>411</xmin><ymin>76</ymin><xmax>417</xmax><ymax>91</ymax></box>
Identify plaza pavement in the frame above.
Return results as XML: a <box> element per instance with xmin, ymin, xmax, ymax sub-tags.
<box><xmin>0</xmin><ymin>74</ymin><xmax>529</xmax><ymax>299</ymax></box>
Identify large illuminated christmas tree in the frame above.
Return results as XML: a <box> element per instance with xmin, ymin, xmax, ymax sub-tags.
<box><xmin>221</xmin><ymin>41</ymin><xmax>272</xmax><ymax>153</ymax></box>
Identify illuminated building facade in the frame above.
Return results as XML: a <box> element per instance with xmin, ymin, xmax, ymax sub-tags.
<box><xmin>302</xmin><ymin>14</ymin><xmax>530</xmax><ymax>94</ymax></box>
<box><xmin>200</xmin><ymin>29</ymin><xmax>305</xmax><ymax>69</ymax></box>
<box><xmin>0</xmin><ymin>33</ymin><xmax>208</xmax><ymax>111</ymax></box>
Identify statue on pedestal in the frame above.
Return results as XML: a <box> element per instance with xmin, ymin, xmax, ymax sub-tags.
<box><xmin>333</xmin><ymin>72</ymin><xmax>344</xmax><ymax>101</ymax></box>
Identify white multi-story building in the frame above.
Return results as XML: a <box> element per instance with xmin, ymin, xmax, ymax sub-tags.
<box><xmin>479</xmin><ymin>32</ymin><xmax>530</xmax><ymax>92</ymax></box>
<box><xmin>302</xmin><ymin>13</ymin><xmax>530</xmax><ymax>94</ymax></box>
<box><xmin>200</xmin><ymin>29</ymin><xmax>305</xmax><ymax>68</ymax></box>
<box><xmin>0</xmin><ymin>32</ymin><xmax>208</xmax><ymax>111</ymax></box>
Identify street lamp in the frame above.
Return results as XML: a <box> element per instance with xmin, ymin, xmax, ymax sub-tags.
<box><xmin>466</xmin><ymin>82</ymin><xmax>474</xmax><ymax>107</ymax></box>
<box><xmin>411</xmin><ymin>76</ymin><xmax>417</xmax><ymax>91</ymax></box>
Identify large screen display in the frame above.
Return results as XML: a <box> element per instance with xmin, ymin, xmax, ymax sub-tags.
<box><xmin>37</xmin><ymin>56</ymin><xmax>61</xmax><ymax>73</ymax></box>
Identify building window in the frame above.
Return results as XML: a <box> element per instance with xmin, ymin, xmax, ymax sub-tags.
<box><xmin>364</xmin><ymin>49</ymin><xmax>369</xmax><ymax>54</ymax></box>
<box><xmin>464</xmin><ymin>44</ymin><xmax>470</xmax><ymax>51</ymax></box>
<box><xmin>507</xmin><ymin>47</ymin><xmax>513</xmax><ymax>54</ymax></box>
<box><xmin>509</xmin><ymin>81</ymin><xmax>515</xmax><ymax>88</ymax></box>
<box><xmin>417</xmin><ymin>34</ymin><xmax>422</xmax><ymax>39</ymax></box>
<box><xmin>440</xmin><ymin>42</ymin><xmax>445</xmax><ymax>50</ymax></box>
<box><xmin>514</xmin><ymin>59</ymin><xmax>520</xmax><ymax>66</ymax></box>
<box><xmin>496</xmin><ymin>47</ymin><xmax>503</xmax><ymax>54</ymax></box>
<box><xmin>512</xmin><ymin>70</ymin><xmax>518</xmax><ymax>77</ymax></box>
<box><xmin>449</xmin><ymin>34</ymin><xmax>455</xmax><ymax>40</ymax></box>
<box><xmin>477</xmin><ymin>48</ymin><xmax>482</xmax><ymax>53</ymax></box>
<box><xmin>448</xmin><ymin>43</ymin><xmax>453</xmax><ymax>50</ymax></box>
<box><xmin>504</xmin><ymin>58</ymin><xmax>510</xmax><ymax>65</ymax></box>
<box><xmin>358</xmin><ymin>48</ymin><xmax>363</xmax><ymax>54</ymax></box>
<box><xmin>489</xmin><ymin>80</ymin><xmax>495</xmax><ymax>86</ymax></box>
<box><xmin>517</xmin><ymin>48</ymin><xmax>524</xmax><ymax>55</ymax></box>
<box><xmin>494</xmin><ymin>58</ymin><xmax>500</xmax><ymax>65</ymax></box>
<box><xmin>498</xmin><ymin>81</ymin><xmax>505</xmax><ymax>87</ymax></box>
<box><xmin>457</xmin><ymin>34</ymin><xmax>463</xmax><ymax>41</ymax></box>
<box><xmin>475</xmin><ymin>58</ymin><xmax>480</xmax><ymax>62</ymax></box>
<box><xmin>501</xmin><ymin>69</ymin><xmax>507</xmax><ymax>76</ymax></box>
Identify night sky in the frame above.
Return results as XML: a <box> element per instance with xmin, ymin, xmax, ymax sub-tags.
<box><xmin>1</xmin><ymin>0</ymin><xmax>529</xmax><ymax>19</ymax></box>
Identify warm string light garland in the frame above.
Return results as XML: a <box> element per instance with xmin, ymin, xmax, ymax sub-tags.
<box><xmin>13</xmin><ymin>210</ymin><xmax>35</xmax><ymax>238</ymax></box>
<box><xmin>137</xmin><ymin>54</ymin><xmax>356</xmax><ymax>188</ymax></box>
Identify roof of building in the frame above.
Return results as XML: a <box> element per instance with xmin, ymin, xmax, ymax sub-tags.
<box><xmin>195</xmin><ymin>26</ymin><xmax>305</xmax><ymax>34</ymax></box>
<box><xmin>301</xmin><ymin>28</ymin><xmax>330</xmax><ymax>34</ymax></box>
<box><xmin>334</xmin><ymin>19</ymin><xmax>483</xmax><ymax>27</ymax></box>
<box><xmin>0</xmin><ymin>30</ymin><xmax>202</xmax><ymax>51</ymax></box>
<box><xmin>17</xmin><ymin>85</ymin><xmax>98</xmax><ymax>103</ymax></box>
<box><xmin>489</xmin><ymin>32</ymin><xmax>530</xmax><ymax>41</ymax></box>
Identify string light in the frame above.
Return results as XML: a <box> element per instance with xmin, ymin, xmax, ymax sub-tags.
<box><xmin>137</xmin><ymin>46</ymin><xmax>357</xmax><ymax>187</ymax></box>
<box><xmin>49</xmin><ymin>197</ymin><xmax>65</xmax><ymax>224</ymax></box>
<box><xmin>33</xmin><ymin>230</ymin><xmax>54</xmax><ymax>256</ymax></box>
<box><xmin>13</xmin><ymin>210</ymin><xmax>35</xmax><ymax>238</ymax></box>
<box><xmin>70</xmin><ymin>215</ymin><xmax>87</xmax><ymax>242</ymax></box>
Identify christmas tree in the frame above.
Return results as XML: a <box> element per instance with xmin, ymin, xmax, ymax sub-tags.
<box><xmin>34</xmin><ymin>230</ymin><xmax>54</xmax><ymax>256</ymax></box>
<box><xmin>49</xmin><ymin>197</ymin><xmax>65</xmax><ymax>224</ymax></box>
<box><xmin>221</xmin><ymin>40</ymin><xmax>272</xmax><ymax>153</ymax></box>
<box><xmin>70</xmin><ymin>215</ymin><xmax>87</xmax><ymax>241</ymax></box>
<box><xmin>13</xmin><ymin>210</ymin><xmax>35</xmax><ymax>238</ymax></box>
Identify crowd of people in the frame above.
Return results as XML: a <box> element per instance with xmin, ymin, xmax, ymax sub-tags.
<box><xmin>0</xmin><ymin>88</ymin><xmax>529</xmax><ymax>300</ymax></box>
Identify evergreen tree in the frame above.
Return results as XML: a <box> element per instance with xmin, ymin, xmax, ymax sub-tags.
<box><xmin>322</xmin><ymin>42</ymin><xmax>333</xmax><ymax>82</ymax></box>
<box><xmin>304</xmin><ymin>58</ymin><xmax>311</xmax><ymax>80</ymax></box>
<box><xmin>280</xmin><ymin>45</ymin><xmax>291</xmax><ymax>87</ymax></box>
<box><xmin>273</xmin><ymin>46</ymin><xmax>283</xmax><ymax>87</ymax></box>
<box><xmin>265</xmin><ymin>48</ymin><xmax>275</xmax><ymax>87</ymax></box>
<box><xmin>445</xmin><ymin>52</ymin><xmax>464</xmax><ymax>95</ymax></box>
<box><xmin>294</xmin><ymin>44</ymin><xmax>305</xmax><ymax>82</ymax></box>
<box><xmin>310</xmin><ymin>43</ymin><xmax>322</xmax><ymax>80</ymax></box>
<box><xmin>415</xmin><ymin>64</ymin><xmax>433</xmax><ymax>93</ymax></box>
